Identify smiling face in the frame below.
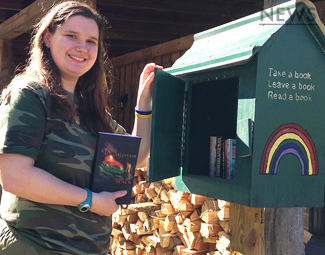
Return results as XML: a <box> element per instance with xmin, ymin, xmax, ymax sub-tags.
<box><xmin>44</xmin><ymin>15</ymin><xmax>99</xmax><ymax>92</ymax></box>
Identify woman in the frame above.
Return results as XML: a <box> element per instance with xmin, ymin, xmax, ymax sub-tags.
<box><xmin>0</xmin><ymin>1</ymin><xmax>158</xmax><ymax>254</ymax></box>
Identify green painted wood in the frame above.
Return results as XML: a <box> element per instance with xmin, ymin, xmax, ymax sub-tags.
<box><xmin>165</xmin><ymin>1</ymin><xmax>324</xmax><ymax>77</ymax></box>
<box><xmin>149</xmin><ymin>1</ymin><xmax>325</xmax><ymax>207</ymax></box>
<box><xmin>165</xmin><ymin>1</ymin><xmax>297</xmax><ymax>76</ymax></box>
<box><xmin>237</xmin><ymin>118</ymin><xmax>253</xmax><ymax>157</ymax></box>
<box><xmin>148</xmin><ymin>68</ymin><xmax>184</xmax><ymax>182</ymax></box>
<box><xmin>250</xmin><ymin>13</ymin><xmax>325</xmax><ymax>207</ymax></box>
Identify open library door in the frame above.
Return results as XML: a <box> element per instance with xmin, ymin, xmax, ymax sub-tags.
<box><xmin>148</xmin><ymin>68</ymin><xmax>185</xmax><ymax>182</ymax></box>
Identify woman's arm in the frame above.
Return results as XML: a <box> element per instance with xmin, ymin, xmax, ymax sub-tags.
<box><xmin>0</xmin><ymin>153</ymin><xmax>126</xmax><ymax>216</ymax></box>
<box><xmin>132</xmin><ymin>63</ymin><xmax>162</xmax><ymax>167</ymax></box>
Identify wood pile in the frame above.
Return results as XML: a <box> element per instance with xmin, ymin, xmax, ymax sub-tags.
<box><xmin>109</xmin><ymin>168</ymin><xmax>233</xmax><ymax>255</ymax></box>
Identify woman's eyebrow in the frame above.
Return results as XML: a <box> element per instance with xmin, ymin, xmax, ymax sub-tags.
<box><xmin>64</xmin><ymin>29</ymin><xmax>99</xmax><ymax>41</ymax></box>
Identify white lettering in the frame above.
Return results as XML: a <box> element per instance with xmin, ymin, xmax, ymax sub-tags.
<box><xmin>266</xmin><ymin>68</ymin><xmax>314</xmax><ymax>103</ymax></box>
<box><xmin>295</xmin><ymin>93</ymin><xmax>312</xmax><ymax>102</ymax></box>
<box><xmin>295</xmin><ymin>71</ymin><xmax>312</xmax><ymax>80</ymax></box>
<box><xmin>299</xmin><ymin>82</ymin><xmax>315</xmax><ymax>91</ymax></box>
<box><xmin>269</xmin><ymin>68</ymin><xmax>287</xmax><ymax>77</ymax></box>
<box><xmin>268</xmin><ymin>91</ymin><xmax>287</xmax><ymax>100</ymax></box>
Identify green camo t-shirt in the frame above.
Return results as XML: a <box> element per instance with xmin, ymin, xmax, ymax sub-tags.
<box><xmin>0</xmin><ymin>83</ymin><xmax>126</xmax><ymax>255</ymax></box>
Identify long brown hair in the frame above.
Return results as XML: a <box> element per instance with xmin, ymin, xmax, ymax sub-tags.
<box><xmin>6</xmin><ymin>1</ymin><xmax>114</xmax><ymax>134</ymax></box>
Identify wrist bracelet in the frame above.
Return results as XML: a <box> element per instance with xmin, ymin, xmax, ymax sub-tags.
<box><xmin>135</xmin><ymin>112</ymin><xmax>152</xmax><ymax>119</ymax></box>
<box><xmin>135</xmin><ymin>107</ymin><xmax>152</xmax><ymax>115</ymax></box>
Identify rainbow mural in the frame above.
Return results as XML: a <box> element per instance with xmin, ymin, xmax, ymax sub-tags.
<box><xmin>260</xmin><ymin>123</ymin><xmax>318</xmax><ymax>175</ymax></box>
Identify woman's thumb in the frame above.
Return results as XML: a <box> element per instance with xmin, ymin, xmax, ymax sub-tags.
<box><xmin>114</xmin><ymin>190</ymin><xmax>127</xmax><ymax>199</ymax></box>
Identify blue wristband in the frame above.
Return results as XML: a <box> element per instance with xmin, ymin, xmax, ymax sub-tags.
<box><xmin>135</xmin><ymin>107</ymin><xmax>152</xmax><ymax>115</ymax></box>
<box><xmin>78</xmin><ymin>189</ymin><xmax>92</xmax><ymax>212</ymax></box>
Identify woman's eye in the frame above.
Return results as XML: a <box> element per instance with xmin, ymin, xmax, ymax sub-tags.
<box><xmin>87</xmin><ymin>40</ymin><xmax>97</xmax><ymax>45</ymax></box>
<box><xmin>67</xmin><ymin>34</ymin><xmax>76</xmax><ymax>39</ymax></box>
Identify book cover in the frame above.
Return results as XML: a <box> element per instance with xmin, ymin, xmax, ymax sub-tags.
<box><xmin>229</xmin><ymin>139</ymin><xmax>236</xmax><ymax>180</ymax></box>
<box><xmin>222</xmin><ymin>140</ymin><xmax>227</xmax><ymax>179</ymax></box>
<box><xmin>226</xmin><ymin>139</ymin><xmax>231</xmax><ymax>179</ymax></box>
<box><xmin>215</xmin><ymin>136</ymin><xmax>223</xmax><ymax>178</ymax></box>
<box><xmin>91</xmin><ymin>132</ymin><xmax>141</xmax><ymax>205</ymax></box>
<box><xmin>209</xmin><ymin>136</ymin><xmax>217</xmax><ymax>177</ymax></box>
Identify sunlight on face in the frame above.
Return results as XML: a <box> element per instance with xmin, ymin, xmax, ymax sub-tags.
<box><xmin>45</xmin><ymin>15</ymin><xmax>99</xmax><ymax>91</ymax></box>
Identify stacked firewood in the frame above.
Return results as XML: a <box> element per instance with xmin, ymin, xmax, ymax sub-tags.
<box><xmin>109</xmin><ymin>168</ymin><xmax>232</xmax><ymax>255</ymax></box>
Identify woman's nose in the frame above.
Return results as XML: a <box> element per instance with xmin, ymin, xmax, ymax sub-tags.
<box><xmin>76</xmin><ymin>41</ymin><xmax>87</xmax><ymax>52</ymax></box>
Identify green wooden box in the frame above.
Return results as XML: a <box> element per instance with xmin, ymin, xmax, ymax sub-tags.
<box><xmin>149</xmin><ymin>0</ymin><xmax>325</xmax><ymax>207</ymax></box>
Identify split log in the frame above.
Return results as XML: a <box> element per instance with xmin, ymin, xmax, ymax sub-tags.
<box><xmin>110</xmin><ymin>169</ymin><xmax>233</xmax><ymax>255</ymax></box>
<box><xmin>188</xmin><ymin>194</ymin><xmax>212</xmax><ymax>206</ymax></box>
<box><xmin>180</xmin><ymin>248</ymin><xmax>210</xmax><ymax>254</ymax></box>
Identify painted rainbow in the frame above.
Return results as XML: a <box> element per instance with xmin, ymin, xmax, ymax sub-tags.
<box><xmin>260</xmin><ymin>123</ymin><xmax>318</xmax><ymax>175</ymax></box>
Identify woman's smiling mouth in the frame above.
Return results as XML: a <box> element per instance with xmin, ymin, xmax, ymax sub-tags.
<box><xmin>70</xmin><ymin>55</ymin><xmax>86</xmax><ymax>62</ymax></box>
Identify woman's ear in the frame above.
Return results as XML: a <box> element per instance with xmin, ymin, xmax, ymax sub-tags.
<box><xmin>43</xmin><ymin>28</ymin><xmax>51</xmax><ymax>47</ymax></box>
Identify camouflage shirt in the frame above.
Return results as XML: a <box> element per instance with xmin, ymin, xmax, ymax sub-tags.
<box><xmin>0</xmin><ymin>83</ymin><xmax>126</xmax><ymax>255</ymax></box>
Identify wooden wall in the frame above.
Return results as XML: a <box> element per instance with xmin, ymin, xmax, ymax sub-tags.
<box><xmin>110</xmin><ymin>34</ymin><xmax>193</xmax><ymax>133</ymax></box>
<box><xmin>315</xmin><ymin>1</ymin><xmax>325</xmax><ymax>24</ymax></box>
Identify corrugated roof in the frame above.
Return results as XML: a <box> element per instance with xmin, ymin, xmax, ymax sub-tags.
<box><xmin>166</xmin><ymin>0</ymin><xmax>323</xmax><ymax>76</ymax></box>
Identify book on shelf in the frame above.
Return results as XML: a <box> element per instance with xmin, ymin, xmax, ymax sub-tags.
<box><xmin>91</xmin><ymin>132</ymin><xmax>141</xmax><ymax>205</ymax></box>
<box><xmin>222</xmin><ymin>139</ymin><xmax>226</xmax><ymax>179</ymax></box>
<box><xmin>226</xmin><ymin>139</ymin><xmax>231</xmax><ymax>179</ymax></box>
<box><xmin>229</xmin><ymin>138</ymin><xmax>236</xmax><ymax>180</ymax></box>
<box><xmin>209</xmin><ymin>136</ymin><xmax>217</xmax><ymax>177</ymax></box>
<box><xmin>209</xmin><ymin>137</ymin><xmax>236</xmax><ymax>180</ymax></box>
<box><xmin>216</xmin><ymin>136</ymin><xmax>223</xmax><ymax>178</ymax></box>
<box><xmin>225</xmin><ymin>138</ymin><xmax>236</xmax><ymax>180</ymax></box>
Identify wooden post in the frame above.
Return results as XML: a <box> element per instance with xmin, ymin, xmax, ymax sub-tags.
<box><xmin>230</xmin><ymin>203</ymin><xmax>265</xmax><ymax>255</ymax></box>
<box><xmin>230</xmin><ymin>205</ymin><xmax>304</xmax><ymax>255</ymax></box>
<box><xmin>0</xmin><ymin>39</ymin><xmax>15</xmax><ymax>92</ymax></box>
<box><xmin>265</xmin><ymin>208</ymin><xmax>304</xmax><ymax>254</ymax></box>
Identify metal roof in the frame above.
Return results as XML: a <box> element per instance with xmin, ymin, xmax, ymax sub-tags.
<box><xmin>166</xmin><ymin>0</ymin><xmax>325</xmax><ymax>76</ymax></box>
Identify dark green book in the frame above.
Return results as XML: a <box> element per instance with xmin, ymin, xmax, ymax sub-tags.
<box><xmin>91</xmin><ymin>132</ymin><xmax>141</xmax><ymax>205</ymax></box>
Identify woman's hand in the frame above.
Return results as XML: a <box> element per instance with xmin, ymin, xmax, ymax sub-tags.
<box><xmin>132</xmin><ymin>63</ymin><xmax>163</xmax><ymax>167</ymax></box>
<box><xmin>136</xmin><ymin>63</ymin><xmax>163</xmax><ymax>111</ymax></box>
<box><xmin>90</xmin><ymin>190</ymin><xmax>127</xmax><ymax>217</ymax></box>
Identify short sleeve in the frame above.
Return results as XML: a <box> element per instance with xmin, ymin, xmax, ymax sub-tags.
<box><xmin>108</xmin><ymin>114</ymin><xmax>126</xmax><ymax>134</ymax></box>
<box><xmin>0</xmin><ymin>88</ymin><xmax>47</xmax><ymax>160</ymax></box>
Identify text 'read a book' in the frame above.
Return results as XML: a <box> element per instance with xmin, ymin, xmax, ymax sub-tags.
<box><xmin>91</xmin><ymin>132</ymin><xmax>141</xmax><ymax>205</ymax></box>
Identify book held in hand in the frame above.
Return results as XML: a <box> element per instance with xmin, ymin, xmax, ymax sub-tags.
<box><xmin>91</xmin><ymin>132</ymin><xmax>141</xmax><ymax>205</ymax></box>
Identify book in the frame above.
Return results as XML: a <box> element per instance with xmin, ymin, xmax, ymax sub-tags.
<box><xmin>229</xmin><ymin>139</ymin><xmax>236</xmax><ymax>180</ymax></box>
<box><xmin>222</xmin><ymin>140</ymin><xmax>227</xmax><ymax>179</ymax></box>
<box><xmin>215</xmin><ymin>136</ymin><xmax>223</xmax><ymax>177</ymax></box>
<box><xmin>226</xmin><ymin>139</ymin><xmax>231</xmax><ymax>179</ymax></box>
<box><xmin>209</xmin><ymin>136</ymin><xmax>217</xmax><ymax>177</ymax></box>
<box><xmin>91</xmin><ymin>132</ymin><xmax>141</xmax><ymax>205</ymax></box>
